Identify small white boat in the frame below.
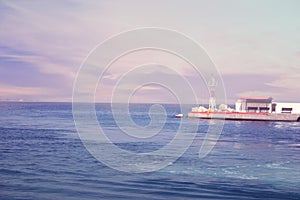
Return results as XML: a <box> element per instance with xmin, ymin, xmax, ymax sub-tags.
<box><xmin>175</xmin><ymin>113</ymin><xmax>184</xmax><ymax>118</ymax></box>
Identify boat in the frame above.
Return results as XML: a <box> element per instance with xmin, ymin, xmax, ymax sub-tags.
<box><xmin>188</xmin><ymin>77</ymin><xmax>300</xmax><ymax>122</ymax></box>
<box><xmin>188</xmin><ymin>96</ymin><xmax>300</xmax><ymax>122</ymax></box>
<box><xmin>175</xmin><ymin>113</ymin><xmax>184</xmax><ymax>118</ymax></box>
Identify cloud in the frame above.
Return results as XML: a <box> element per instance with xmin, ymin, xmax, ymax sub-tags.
<box><xmin>0</xmin><ymin>1</ymin><xmax>109</xmax><ymax>81</ymax></box>
<box><xmin>0</xmin><ymin>84</ymin><xmax>45</xmax><ymax>95</ymax></box>
<box><xmin>236</xmin><ymin>90</ymin><xmax>280</xmax><ymax>98</ymax></box>
<box><xmin>0</xmin><ymin>51</ymin><xmax>76</xmax><ymax>79</ymax></box>
<box><xmin>0</xmin><ymin>83</ymin><xmax>57</xmax><ymax>100</ymax></box>
<box><xmin>266</xmin><ymin>74</ymin><xmax>300</xmax><ymax>90</ymax></box>
<box><xmin>102</xmin><ymin>73</ymin><xmax>120</xmax><ymax>81</ymax></box>
<box><xmin>138</xmin><ymin>85</ymin><xmax>162</xmax><ymax>91</ymax></box>
<box><xmin>93</xmin><ymin>64</ymin><xmax>205</xmax><ymax>103</ymax></box>
<box><xmin>1</xmin><ymin>0</ymin><xmax>300</xmax><ymax>102</ymax></box>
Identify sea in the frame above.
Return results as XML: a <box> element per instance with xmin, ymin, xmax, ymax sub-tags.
<box><xmin>0</xmin><ymin>102</ymin><xmax>299</xmax><ymax>200</ymax></box>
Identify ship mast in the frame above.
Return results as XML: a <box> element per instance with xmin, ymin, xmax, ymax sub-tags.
<box><xmin>208</xmin><ymin>75</ymin><xmax>217</xmax><ymax>111</ymax></box>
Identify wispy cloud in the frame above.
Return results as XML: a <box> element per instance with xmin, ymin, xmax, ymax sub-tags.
<box><xmin>0</xmin><ymin>83</ymin><xmax>58</xmax><ymax>101</ymax></box>
<box><xmin>0</xmin><ymin>84</ymin><xmax>46</xmax><ymax>95</ymax></box>
<box><xmin>0</xmin><ymin>0</ymin><xmax>299</xmax><ymax>102</ymax></box>
<box><xmin>0</xmin><ymin>51</ymin><xmax>76</xmax><ymax>79</ymax></box>
<box><xmin>237</xmin><ymin>90</ymin><xmax>280</xmax><ymax>98</ymax></box>
<box><xmin>266</xmin><ymin>74</ymin><xmax>300</xmax><ymax>90</ymax></box>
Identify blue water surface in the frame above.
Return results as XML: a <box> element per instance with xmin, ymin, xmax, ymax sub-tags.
<box><xmin>0</xmin><ymin>102</ymin><xmax>299</xmax><ymax>199</ymax></box>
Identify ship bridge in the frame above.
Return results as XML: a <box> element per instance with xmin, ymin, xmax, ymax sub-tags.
<box><xmin>235</xmin><ymin>96</ymin><xmax>273</xmax><ymax>113</ymax></box>
<box><xmin>235</xmin><ymin>96</ymin><xmax>300</xmax><ymax>114</ymax></box>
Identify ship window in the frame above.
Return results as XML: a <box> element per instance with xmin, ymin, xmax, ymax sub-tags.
<box><xmin>259</xmin><ymin>107</ymin><xmax>270</xmax><ymax>112</ymax></box>
<box><xmin>281</xmin><ymin>107</ymin><xmax>292</xmax><ymax>113</ymax></box>
<box><xmin>271</xmin><ymin>103</ymin><xmax>276</xmax><ymax>112</ymax></box>
<box><xmin>247</xmin><ymin>107</ymin><xmax>258</xmax><ymax>112</ymax></box>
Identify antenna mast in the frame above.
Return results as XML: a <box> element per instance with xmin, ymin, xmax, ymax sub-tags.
<box><xmin>208</xmin><ymin>75</ymin><xmax>217</xmax><ymax>111</ymax></box>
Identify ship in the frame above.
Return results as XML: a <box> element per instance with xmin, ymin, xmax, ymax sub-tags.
<box><xmin>188</xmin><ymin>77</ymin><xmax>300</xmax><ymax>122</ymax></box>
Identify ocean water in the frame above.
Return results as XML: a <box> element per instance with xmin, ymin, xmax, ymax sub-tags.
<box><xmin>0</xmin><ymin>102</ymin><xmax>299</xmax><ymax>199</ymax></box>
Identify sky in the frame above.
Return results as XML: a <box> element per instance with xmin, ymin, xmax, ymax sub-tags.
<box><xmin>0</xmin><ymin>0</ymin><xmax>300</xmax><ymax>103</ymax></box>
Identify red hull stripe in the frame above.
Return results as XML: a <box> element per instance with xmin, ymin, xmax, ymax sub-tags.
<box><xmin>189</xmin><ymin>112</ymin><xmax>269</xmax><ymax>115</ymax></box>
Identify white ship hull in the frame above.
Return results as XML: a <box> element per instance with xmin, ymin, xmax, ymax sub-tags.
<box><xmin>188</xmin><ymin>111</ymin><xmax>300</xmax><ymax>122</ymax></box>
